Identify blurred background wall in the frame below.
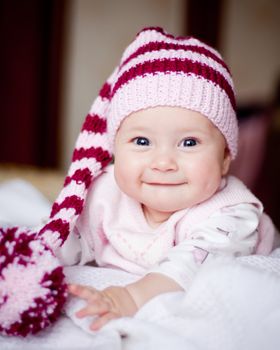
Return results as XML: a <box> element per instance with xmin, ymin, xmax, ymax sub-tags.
<box><xmin>60</xmin><ymin>0</ymin><xmax>186</xmax><ymax>169</ymax></box>
<box><xmin>1</xmin><ymin>0</ymin><xmax>280</xmax><ymax>226</ymax></box>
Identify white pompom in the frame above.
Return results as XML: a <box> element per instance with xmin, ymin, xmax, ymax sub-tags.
<box><xmin>0</xmin><ymin>227</ymin><xmax>67</xmax><ymax>336</ymax></box>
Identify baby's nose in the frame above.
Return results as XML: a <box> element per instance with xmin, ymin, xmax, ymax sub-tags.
<box><xmin>150</xmin><ymin>150</ymin><xmax>178</xmax><ymax>172</ymax></box>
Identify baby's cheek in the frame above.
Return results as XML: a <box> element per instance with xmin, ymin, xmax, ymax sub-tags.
<box><xmin>194</xmin><ymin>167</ymin><xmax>222</xmax><ymax>198</ymax></box>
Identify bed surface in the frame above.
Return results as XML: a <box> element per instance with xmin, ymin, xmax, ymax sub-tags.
<box><xmin>0</xmin><ymin>164</ymin><xmax>65</xmax><ymax>201</ymax></box>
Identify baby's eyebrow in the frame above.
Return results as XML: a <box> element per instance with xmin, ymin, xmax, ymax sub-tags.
<box><xmin>180</xmin><ymin>128</ymin><xmax>209</xmax><ymax>134</ymax></box>
<box><xmin>122</xmin><ymin>124</ymin><xmax>213</xmax><ymax>136</ymax></box>
<box><xmin>124</xmin><ymin>126</ymin><xmax>152</xmax><ymax>133</ymax></box>
<box><xmin>170</xmin><ymin>126</ymin><xmax>210</xmax><ymax>135</ymax></box>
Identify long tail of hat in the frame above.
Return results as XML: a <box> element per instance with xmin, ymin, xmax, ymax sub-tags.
<box><xmin>38</xmin><ymin>69</ymin><xmax>117</xmax><ymax>250</ymax></box>
<box><xmin>0</xmin><ymin>70</ymin><xmax>116</xmax><ymax>337</ymax></box>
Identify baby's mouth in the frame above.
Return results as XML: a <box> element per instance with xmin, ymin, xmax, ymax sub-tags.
<box><xmin>145</xmin><ymin>182</ymin><xmax>186</xmax><ymax>186</ymax></box>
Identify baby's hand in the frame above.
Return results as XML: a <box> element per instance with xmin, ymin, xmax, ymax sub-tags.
<box><xmin>68</xmin><ymin>284</ymin><xmax>137</xmax><ymax>331</ymax></box>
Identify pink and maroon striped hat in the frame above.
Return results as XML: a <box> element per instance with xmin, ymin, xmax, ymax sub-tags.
<box><xmin>41</xmin><ymin>26</ymin><xmax>238</xmax><ymax>249</ymax></box>
<box><xmin>107</xmin><ymin>27</ymin><xmax>238</xmax><ymax>155</ymax></box>
<box><xmin>0</xmin><ymin>27</ymin><xmax>238</xmax><ymax>336</ymax></box>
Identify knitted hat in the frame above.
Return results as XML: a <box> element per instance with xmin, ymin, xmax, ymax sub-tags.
<box><xmin>0</xmin><ymin>27</ymin><xmax>238</xmax><ymax>336</ymax></box>
<box><xmin>107</xmin><ymin>27</ymin><xmax>238</xmax><ymax>155</ymax></box>
<box><xmin>40</xmin><ymin>26</ymin><xmax>238</xmax><ymax>249</ymax></box>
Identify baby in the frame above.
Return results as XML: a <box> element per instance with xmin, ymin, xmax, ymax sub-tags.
<box><xmin>45</xmin><ymin>28</ymin><xmax>275</xmax><ymax>330</ymax></box>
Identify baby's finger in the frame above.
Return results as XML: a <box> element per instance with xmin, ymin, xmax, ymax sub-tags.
<box><xmin>68</xmin><ymin>284</ymin><xmax>99</xmax><ymax>301</ymax></box>
<box><xmin>90</xmin><ymin>312</ymin><xmax>118</xmax><ymax>331</ymax></box>
<box><xmin>75</xmin><ymin>300</ymin><xmax>111</xmax><ymax>318</ymax></box>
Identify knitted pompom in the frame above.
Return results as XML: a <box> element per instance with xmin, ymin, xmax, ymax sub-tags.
<box><xmin>0</xmin><ymin>227</ymin><xmax>67</xmax><ymax>337</ymax></box>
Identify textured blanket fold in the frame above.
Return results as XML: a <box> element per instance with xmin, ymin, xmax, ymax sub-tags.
<box><xmin>1</xmin><ymin>251</ymin><xmax>280</xmax><ymax>350</ymax></box>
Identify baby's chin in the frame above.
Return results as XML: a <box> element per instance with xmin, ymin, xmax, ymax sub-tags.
<box><xmin>143</xmin><ymin>201</ymin><xmax>189</xmax><ymax>214</ymax></box>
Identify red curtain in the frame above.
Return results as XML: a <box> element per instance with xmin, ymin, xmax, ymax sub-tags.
<box><xmin>186</xmin><ymin>0</ymin><xmax>223</xmax><ymax>50</ymax></box>
<box><xmin>0</xmin><ymin>0</ymin><xmax>66</xmax><ymax>168</ymax></box>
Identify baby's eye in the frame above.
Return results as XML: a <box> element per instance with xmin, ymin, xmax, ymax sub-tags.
<box><xmin>133</xmin><ymin>137</ymin><xmax>150</xmax><ymax>146</ymax></box>
<box><xmin>180</xmin><ymin>138</ymin><xmax>197</xmax><ymax>147</ymax></box>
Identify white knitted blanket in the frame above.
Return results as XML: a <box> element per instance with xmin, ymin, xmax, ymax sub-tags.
<box><xmin>1</xmin><ymin>251</ymin><xmax>280</xmax><ymax>350</ymax></box>
<box><xmin>1</xmin><ymin>180</ymin><xmax>280</xmax><ymax>349</ymax></box>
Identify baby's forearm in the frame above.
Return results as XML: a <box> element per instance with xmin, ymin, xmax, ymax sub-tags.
<box><xmin>125</xmin><ymin>273</ymin><xmax>183</xmax><ymax>309</ymax></box>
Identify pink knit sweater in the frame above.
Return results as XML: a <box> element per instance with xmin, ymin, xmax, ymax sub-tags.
<box><xmin>55</xmin><ymin>165</ymin><xmax>275</xmax><ymax>289</ymax></box>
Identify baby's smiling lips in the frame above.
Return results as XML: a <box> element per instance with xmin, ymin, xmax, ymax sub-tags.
<box><xmin>145</xmin><ymin>182</ymin><xmax>186</xmax><ymax>186</ymax></box>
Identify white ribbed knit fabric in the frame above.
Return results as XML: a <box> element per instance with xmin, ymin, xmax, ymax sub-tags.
<box><xmin>1</xmin><ymin>251</ymin><xmax>280</xmax><ymax>349</ymax></box>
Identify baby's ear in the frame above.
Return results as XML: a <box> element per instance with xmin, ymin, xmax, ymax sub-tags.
<box><xmin>222</xmin><ymin>147</ymin><xmax>231</xmax><ymax>175</ymax></box>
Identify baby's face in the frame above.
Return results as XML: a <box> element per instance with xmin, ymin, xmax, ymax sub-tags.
<box><xmin>114</xmin><ymin>106</ymin><xmax>231</xmax><ymax>226</ymax></box>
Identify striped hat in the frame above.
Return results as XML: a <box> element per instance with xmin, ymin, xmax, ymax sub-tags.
<box><xmin>40</xmin><ymin>26</ymin><xmax>237</xmax><ymax>250</ymax></box>
<box><xmin>0</xmin><ymin>27</ymin><xmax>238</xmax><ymax>336</ymax></box>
